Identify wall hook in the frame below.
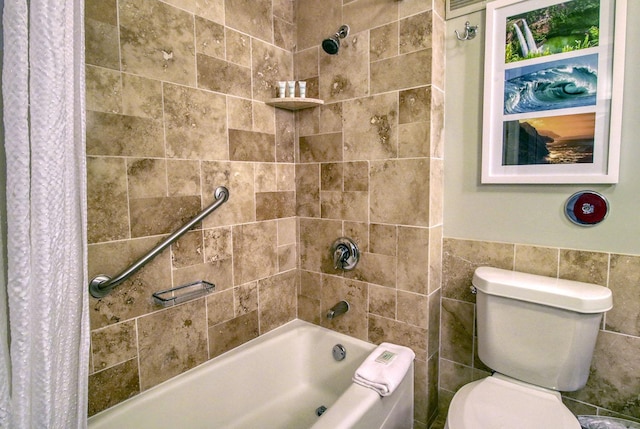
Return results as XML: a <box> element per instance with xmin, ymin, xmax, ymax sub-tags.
<box><xmin>455</xmin><ymin>21</ymin><xmax>479</xmax><ymax>41</ymax></box>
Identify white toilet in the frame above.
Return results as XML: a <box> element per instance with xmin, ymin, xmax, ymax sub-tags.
<box><xmin>445</xmin><ymin>266</ymin><xmax>613</xmax><ymax>429</ymax></box>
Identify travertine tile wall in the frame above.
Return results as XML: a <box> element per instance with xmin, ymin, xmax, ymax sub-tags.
<box><xmin>85</xmin><ymin>0</ymin><xmax>299</xmax><ymax>415</ymax></box>
<box><xmin>437</xmin><ymin>238</ymin><xmax>640</xmax><ymax>426</ymax></box>
<box><xmin>293</xmin><ymin>1</ymin><xmax>445</xmax><ymax>427</ymax></box>
<box><xmin>85</xmin><ymin>0</ymin><xmax>446</xmax><ymax>424</ymax></box>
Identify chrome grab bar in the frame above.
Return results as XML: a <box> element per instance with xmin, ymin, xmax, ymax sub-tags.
<box><xmin>89</xmin><ymin>186</ymin><xmax>230</xmax><ymax>299</ymax></box>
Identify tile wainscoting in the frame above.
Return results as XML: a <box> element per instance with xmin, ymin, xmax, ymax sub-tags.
<box><xmin>435</xmin><ymin>237</ymin><xmax>640</xmax><ymax>428</ymax></box>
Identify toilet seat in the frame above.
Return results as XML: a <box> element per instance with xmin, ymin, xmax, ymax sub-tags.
<box><xmin>446</xmin><ymin>375</ymin><xmax>581</xmax><ymax>429</ymax></box>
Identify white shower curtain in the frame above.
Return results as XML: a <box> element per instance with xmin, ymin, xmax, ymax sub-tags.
<box><xmin>1</xmin><ymin>0</ymin><xmax>90</xmax><ymax>427</ymax></box>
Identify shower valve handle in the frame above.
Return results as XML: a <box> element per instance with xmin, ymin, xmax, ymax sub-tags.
<box><xmin>330</xmin><ymin>237</ymin><xmax>359</xmax><ymax>271</ymax></box>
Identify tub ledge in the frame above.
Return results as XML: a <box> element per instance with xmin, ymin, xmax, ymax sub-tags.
<box><xmin>310</xmin><ymin>367</ymin><xmax>414</xmax><ymax>429</ymax></box>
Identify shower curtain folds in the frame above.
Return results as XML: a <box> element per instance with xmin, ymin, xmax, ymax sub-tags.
<box><xmin>1</xmin><ymin>0</ymin><xmax>90</xmax><ymax>428</ymax></box>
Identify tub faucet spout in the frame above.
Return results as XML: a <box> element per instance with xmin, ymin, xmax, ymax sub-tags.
<box><xmin>327</xmin><ymin>300</ymin><xmax>350</xmax><ymax>319</ymax></box>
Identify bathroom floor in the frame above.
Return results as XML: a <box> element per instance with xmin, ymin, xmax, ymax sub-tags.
<box><xmin>429</xmin><ymin>414</ymin><xmax>446</xmax><ymax>429</ymax></box>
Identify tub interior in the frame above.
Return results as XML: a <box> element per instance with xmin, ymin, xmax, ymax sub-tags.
<box><xmin>89</xmin><ymin>319</ymin><xmax>377</xmax><ymax>429</ymax></box>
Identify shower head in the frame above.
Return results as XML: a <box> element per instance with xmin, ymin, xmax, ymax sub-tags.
<box><xmin>322</xmin><ymin>25</ymin><xmax>350</xmax><ymax>55</ymax></box>
<box><xmin>322</xmin><ymin>38</ymin><xmax>340</xmax><ymax>55</ymax></box>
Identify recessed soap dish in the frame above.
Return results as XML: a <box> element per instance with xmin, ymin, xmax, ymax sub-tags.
<box><xmin>152</xmin><ymin>280</ymin><xmax>215</xmax><ymax>307</ymax></box>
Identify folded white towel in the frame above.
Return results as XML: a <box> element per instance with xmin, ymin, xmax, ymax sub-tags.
<box><xmin>352</xmin><ymin>342</ymin><xmax>415</xmax><ymax>397</ymax></box>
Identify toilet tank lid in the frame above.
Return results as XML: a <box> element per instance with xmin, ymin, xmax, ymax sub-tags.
<box><xmin>472</xmin><ymin>267</ymin><xmax>612</xmax><ymax>313</ymax></box>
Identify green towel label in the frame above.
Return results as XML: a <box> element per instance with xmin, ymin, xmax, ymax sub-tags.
<box><xmin>375</xmin><ymin>350</ymin><xmax>397</xmax><ymax>365</ymax></box>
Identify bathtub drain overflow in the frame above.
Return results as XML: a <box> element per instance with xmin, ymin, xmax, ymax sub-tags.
<box><xmin>316</xmin><ymin>405</ymin><xmax>327</xmax><ymax>416</ymax></box>
<box><xmin>332</xmin><ymin>344</ymin><xmax>346</xmax><ymax>361</ymax></box>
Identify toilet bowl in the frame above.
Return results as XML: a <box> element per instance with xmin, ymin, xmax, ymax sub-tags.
<box><xmin>444</xmin><ymin>267</ymin><xmax>612</xmax><ymax>429</ymax></box>
<box><xmin>444</xmin><ymin>374</ymin><xmax>580</xmax><ymax>429</ymax></box>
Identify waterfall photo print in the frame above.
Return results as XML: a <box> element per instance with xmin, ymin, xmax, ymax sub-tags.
<box><xmin>481</xmin><ymin>0</ymin><xmax>627</xmax><ymax>184</ymax></box>
<box><xmin>505</xmin><ymin>0</ymin><xmax>600</xmax><ymax>63</ymax></box>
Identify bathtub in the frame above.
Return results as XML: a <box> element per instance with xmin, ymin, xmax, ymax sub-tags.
<box><xmin>88</xmin><ymin>319</ymin><xmax>414</xmax><ymax>429</ymax></box>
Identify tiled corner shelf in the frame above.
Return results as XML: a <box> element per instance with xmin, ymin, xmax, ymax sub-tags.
<box><xmin>266</xmin><ymin>97</ymin><xmax>324</xmax><ymax>111</ymax></box>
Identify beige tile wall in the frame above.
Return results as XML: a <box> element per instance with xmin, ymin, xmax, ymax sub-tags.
<box><xmin>85</xmin><ymin>0</ymin><xmax>299</xmax><ymax>416</ymax></box>
<box><xmin>437</xmin><ymin>238</ymin><xmax>640</xmax><ymax>427</ymax></box>
<box><xmin>293</xmin><ymin>1</ymin><xmax>445</xmax><ymax>427</ymax></box>
<box><xmin>86</xmin><ymin>0</ymin><xmax>446</xmax><ymax>426</ymax></box>
<box><xmin>83</xmin><ymin>1</ymin><xmax>640</xmax><ymax>427</ymax></box>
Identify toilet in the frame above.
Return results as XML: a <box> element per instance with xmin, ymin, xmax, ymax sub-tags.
<box><xmin>445</xmin><ymin>266</ymin><xmax>613</xmax><ymax>429</ymax></box>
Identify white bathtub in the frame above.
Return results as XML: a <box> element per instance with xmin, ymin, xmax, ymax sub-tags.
<box><xmin>88</xmin><ymin>319</ymin><xmax>414</xmax><ymax>429</ymax></box>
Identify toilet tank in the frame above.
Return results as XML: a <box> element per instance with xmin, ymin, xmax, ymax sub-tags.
<box><xmin>473</xmin><ymin>267</ymin><xmax>612</xmax><ymax>392</ymax></box>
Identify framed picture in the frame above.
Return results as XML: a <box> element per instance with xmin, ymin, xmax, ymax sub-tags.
<box><xmin>481</xmin><ymin>0</ymin><xmax>627</xmax><ymax>184</ymax></box>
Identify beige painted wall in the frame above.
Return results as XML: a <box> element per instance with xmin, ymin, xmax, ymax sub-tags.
<box><xmin>444</xmin><ymin>2</ymin><xmax>640</xmax><ymax>255</ymax></box>
<box><xmin>440</xmin><ymin>3</ymin><xmax>640</xmax><ymax>424</ymax></box>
